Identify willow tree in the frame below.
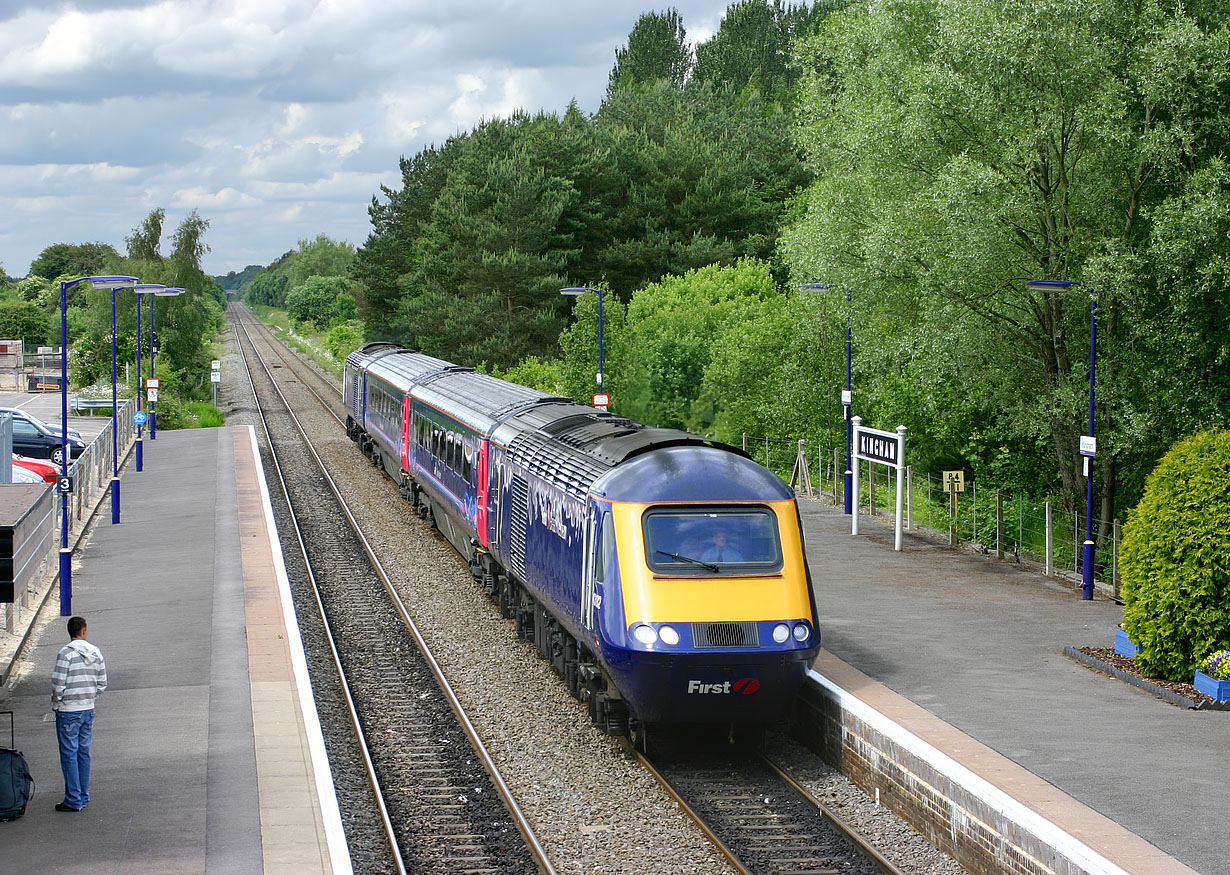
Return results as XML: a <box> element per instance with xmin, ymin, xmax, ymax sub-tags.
<box><xmin>784</xmin><ymin>0</ymin><xmax>1230</xmax><ymax>524</ymax></box>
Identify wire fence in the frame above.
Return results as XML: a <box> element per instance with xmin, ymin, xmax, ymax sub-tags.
<box><xmin>3</xmin><ymin>398</ymin><xmax>137</xmax><ymax>636</ymax></box>
<box><xmin>739</xmin><ymin>433</ymin><xmax>1122</xmax><ymax>598</ymax></box>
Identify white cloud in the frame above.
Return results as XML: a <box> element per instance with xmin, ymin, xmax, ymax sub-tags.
<box><xmin>0</xmin><ymin>0</ymin><xmax>737</xmax><ymax>276</ymax></box>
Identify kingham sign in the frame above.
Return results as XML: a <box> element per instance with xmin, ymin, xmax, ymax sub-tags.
<box><xmin>851</xmin><ymin>417</ymin><xmax>907</xmax><ymax>551</ymax></box>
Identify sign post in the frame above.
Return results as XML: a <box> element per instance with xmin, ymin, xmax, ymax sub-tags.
<box><xmin>851</xmin><ymin>416</ymin><xmax>908</xmax><ymax>550</ymax></box>
<box><xmin>943</xmin><ymin>470</ymin><xmax>965</xmax><ymax>545</ymax></box>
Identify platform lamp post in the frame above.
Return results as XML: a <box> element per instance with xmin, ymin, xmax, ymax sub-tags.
<box><xmin>57</xmin><ymin>275</ymin><xmax>138</xmax><ymax>614</ymax></box>
<box><xmin>560</xmin><ymin>287</ymin><xmax>606</xmax><ymax>403</ymax></box>
<box><xmin>148</xmin><ymin>287</ymin><xmax>184</xmax><ymax>440</ymax></box>
<box><xmin>1027</xmin><ymin>278</ymin><xmax>1098</xmax><ymax>600</ymax></box>
<box><xmin>800</xmin><ymin>283</ymin><xmax>854</xmax><ymax>514</ymax></box>
<box><xmin>132</xmin><ymin>284</ymin><xmax>166</xmax><ymax>471</ymax></box>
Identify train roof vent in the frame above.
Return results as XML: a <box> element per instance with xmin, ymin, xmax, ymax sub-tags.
<box><xmin>585</xmin><ymin>429</ymin><xmax>747</xmax><ymax>467</ymax></box>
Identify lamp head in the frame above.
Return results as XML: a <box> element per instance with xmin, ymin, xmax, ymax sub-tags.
<box><xmin>799</xmin><ymin>282</ymin><xmax>835</xmax><ymax>291</ymax></box>
<box><xmin>154</xmin><ymin>287</ymin><xmax>186</xmax><ymax>296</ymax></box>
<box><xmin>1025</xmin><ymin>279</ymin><xmax>1077</xmax><ymax>289</ymax></box>
<box><xmin>560</xmin><ymin>286</ymin><xmax>604</xmax><ymax>297</ymax></box>
<box><xmin>134</xmin><ymin>284</ymin><xmax>167</xmax><ymax>295</ymax></box>
<box><xmin>88</xmin><ymin>275</ymin><xmax>139</xmax><ymax>289</ymax></box>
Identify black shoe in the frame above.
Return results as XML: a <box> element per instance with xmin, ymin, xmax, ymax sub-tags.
<box><xmin>55</xmin><ymin>802</ymin><xmax>82</xmax><ymax>812</ymax></box>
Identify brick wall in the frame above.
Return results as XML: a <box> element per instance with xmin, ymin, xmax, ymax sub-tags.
<box><xmin>795</xmin><ymin>676</ymin><xmax>1128</xmax><ymax>875</ymax></box>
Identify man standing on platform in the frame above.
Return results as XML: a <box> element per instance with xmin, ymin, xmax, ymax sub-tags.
<box><xmin>51</xmin><ymin>616</ymin><xmax>107</xmax><ymax>812</ymax></box>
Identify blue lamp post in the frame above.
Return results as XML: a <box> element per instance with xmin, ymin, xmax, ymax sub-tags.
<box><xmin>801</xmin><ymin>283</ymin><xmax>854</xmax><ymax>514</ymax></box>
<box><xmin>133</xmin><ymin>285</ymin><xmax>166</xmax><ymax>471</ymax></box>
<box><xmin>57</xmin><ymin>275</ymin><xmax>137</xmax><ymax>613</ymax></box>
<box><xmin>148</xmin><ymin>287</ymin><xmax>184</xmax><ymax>440</ymax></box>
<box><xmin>561</xmin><ymin>287</ymin><xmax>606</xmax><ymax>399</ymax></box>
<box><xmin>1028</xmin><ymin>278</ymin><xmax>1098</xmax><ymax>600</ymax></box>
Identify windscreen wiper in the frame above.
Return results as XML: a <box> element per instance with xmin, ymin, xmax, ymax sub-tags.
<box><xmin>656</xmin><ymin>550</ymin><xmax>720</xmax><ymax>573</ymax></box>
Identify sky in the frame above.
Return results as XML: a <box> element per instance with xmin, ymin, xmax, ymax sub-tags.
<box><xmin>0</xmin><ymin>1</ymin><xmax>731</xmax><ymax>280</ymax></box>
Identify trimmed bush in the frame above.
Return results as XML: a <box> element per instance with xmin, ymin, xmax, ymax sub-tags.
<box><xmin>1121</xmin><ymin>429</ymin><xmax>1230</xmax><ymax>681</ymax></box>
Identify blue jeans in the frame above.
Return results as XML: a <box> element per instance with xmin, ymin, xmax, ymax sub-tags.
<box><xmin>56</xmin><ymin>709</ymin><xmax>95</xmax><ymax>809</ymax></box>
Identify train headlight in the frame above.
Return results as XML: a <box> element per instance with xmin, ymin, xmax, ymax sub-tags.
<box><xmin>772</xmin><ymin>623</ymin><xmax>790</xmax><ymax>644</ymax></box>
<box><xmin>792</xmin><ymin>622</ymin><xmax>811</xmax><ymax>643</ymax></box>
<box><xmin>632</xmin><ymin>624</ymin><xmax>658</xmax><ymax>645</ymax></box>
<box><xmin>658</xmin><ymin>625</ymin><xmax>680</xmax><ymax>646</ymax></box>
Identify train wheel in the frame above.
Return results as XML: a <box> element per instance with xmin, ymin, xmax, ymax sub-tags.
<box><xmin>630</xmin><ymin>721</ymin><xmax>651</xmax><ymax>755</ymax></box>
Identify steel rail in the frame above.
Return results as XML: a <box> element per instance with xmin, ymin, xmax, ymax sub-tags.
<box><xmin>233</xmin><ymin>306</ymin><xmax>556</xmax><ymax>874</ymax></box>
<box><xmin>632</xmin><ymin>739</ymin><xmax>903</xmax><ymax>875</ymax></box>
<box><xmin>629</xmin><ymin>747</ymin><xmax>751</xmax><ymax>875</ymax></box>
<box><xmin>759</xmin><ymin>751</ymin><xmax>907</xmax><ymax>875</ymax></box>
<box><xmin>232</xmin><ymin>312</ymin><xmax>408</xmax><ymax>875</ymax></box>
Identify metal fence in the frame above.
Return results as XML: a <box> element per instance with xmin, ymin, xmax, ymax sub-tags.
<box><xmin>740</xmin><ymin>433</ymin><xmax>1121</xmax><ymax>598</ymax></box>
<box><xmin>3</xmin><ymin>397</ymin><xmax>137</xmax><ymax>635</ymax></box>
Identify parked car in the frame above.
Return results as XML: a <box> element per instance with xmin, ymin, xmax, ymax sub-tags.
<box><xmin>13</xmin><ymin>454</ymin><xmax>58</xmax><ymax>482</ymax></box>
<box><xmin>7</xmin><ymin>464</ymin><xmax>43</xmax><ymax>484</ymax></box>
<box><xmin>5</xmin><ymin>416</ymin><xmax>86</xmax><ymax>465</ymax></box>
<box><xmin>0</xmin><ymin>407</ymin><xmax>84</xmax><ymax>441</ymax></box>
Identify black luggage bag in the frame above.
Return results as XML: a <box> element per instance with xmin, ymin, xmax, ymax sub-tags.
<box><xmin>0</xmin><ymin>711</ymin><xmax>34</xmax><ymax>821</ymax></box>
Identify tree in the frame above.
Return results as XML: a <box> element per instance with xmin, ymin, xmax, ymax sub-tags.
<box><xmin>126</xmin><ymin>208</ymin><xmax>165</xmax><ymax>261</ymax></box>
<box><xmin>607</xmin><ymin>8</ymin><xmax>692</xmax><ymax>97</ymax></box>
<box><xmin>692</xmin><ymin>0</ymin><xmax>832</xmax><ymax>103</ymax></box>
<box><xmin>352</xmin><ymin>142</ymin><xmax>457</xmax><ymax>328</ymax></box>
<box><xmin>1121</xmin><ymin>430</ymin><xmax>1230</xmax><ymax>681</ymax></box>
<box><xmin>0</xmin><ymin>299</ymin><xmax>51</xmax><ymax>347</ymax></box>
<box><xmin>595</xmin><ymin>80</ymin><xmax>808</xmax><ymax>292</ymax></box>
<box><xmin>286</xmin><ymin>275</ymin><xmax>349</xmax><ymax>328</ymax></box>
<box><xmin>783</xmin><ymin>0</ymin><xmax>1230</xmax><ymax>522</ymax></box>
<box><xmin>405</xmin><ymin>145</ymin><xmax>576</xmax><ymax>366</ymax></box>
<box><xmin>29</xmin><ymin>242</ymin><xmax>119</xmax><ymax>283</ymax></box>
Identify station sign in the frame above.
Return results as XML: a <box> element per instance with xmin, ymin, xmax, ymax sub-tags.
<box><xmin>851</xmin><ymin>418</ymin><xmax>908</xmax><ymax>552</ymax></box>
<box><xmin>145</xmin><ymin>378</ymin><xmax>160</xmax><ymax>390</ymax></box>
<box><xmin>1079</xmin><ymin>435</ymin><xmax>1097</xmax><ymax>457</ymax></box>
<box><xmin>593</xmin><ymin>392</ymin><xmax>610</xmax><ymax>411</ymax></box>
<box><xmin>856</xmin><ymin>429</ymin><xmax>902</xmax><ymax>466</ymax></box>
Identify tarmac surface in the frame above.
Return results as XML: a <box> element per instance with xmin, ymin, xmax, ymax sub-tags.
<box><xmin>798</xmin><ymin>499</ymin><xmax>1223</xmax><ymax>875</ymax></box>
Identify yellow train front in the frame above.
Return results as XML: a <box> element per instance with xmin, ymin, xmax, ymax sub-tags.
<box><xmin>584</xmin><ymin>444</ymin><xmax>821</xmax><ymax>728</ymax></box>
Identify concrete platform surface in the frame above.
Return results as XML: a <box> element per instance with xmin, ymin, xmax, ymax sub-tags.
<box><xmin>0</xmin><ymin>426</ymin><xmax>349</xmax><ymax>875</ymax></box>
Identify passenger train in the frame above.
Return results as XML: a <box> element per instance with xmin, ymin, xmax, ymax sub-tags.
<box><xmin>343</xmin><ymin>342</ymin><xmax>821</xmax><ymax>742</ymax></box>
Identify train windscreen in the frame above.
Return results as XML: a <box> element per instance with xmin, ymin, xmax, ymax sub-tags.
<box><xmin>642</xmin><ymin>507</ymin><xmax>782</xmax><ymax>574</ymax></box>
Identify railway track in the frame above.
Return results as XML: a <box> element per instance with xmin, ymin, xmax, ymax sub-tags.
<box><xmin>225</xmin><ymin>303</ymin><xmax>960</xmax><ymax>875</ymax></box>
<box><xmin>638</xmin><ymin>735</ymin><xmax>902</xmax><ymax>875</ymax></box>
<box><xmin>230</xmin><ymin>305</ymin><xmax>551</xmax><ymax>874</ymax></box>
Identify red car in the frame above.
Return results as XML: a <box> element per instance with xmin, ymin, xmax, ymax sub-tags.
<box><xmin>13</xmin><ymin>454</ymin><xmax>57</xmax><ymax>482</ymax></box>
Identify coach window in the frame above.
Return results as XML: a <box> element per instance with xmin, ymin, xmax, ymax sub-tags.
<box><xmin>593</xmin><ymin>511</ymin><xmax>616</xmax><ymax>582</ymax></box>
<box><xmin>463</xmin><ymin>443</ymin><xmax>473</xmax><ymax>482</ymax></box>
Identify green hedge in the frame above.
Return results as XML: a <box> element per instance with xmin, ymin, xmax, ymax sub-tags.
<box><xmin>1121</xmin><ymin>429</ymin><xmax>1230</xmax><ymax>681</ymax></box>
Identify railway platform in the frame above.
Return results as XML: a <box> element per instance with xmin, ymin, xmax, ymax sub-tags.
<box><xmin>799</xmin><ymin>499</ymin><xmax>1217</xmax><ymax>875</ymax></box>
<box><xmin>0</xmin><ymin>426</ymin><xmax>349</xmax><ymax>875</ymax></box>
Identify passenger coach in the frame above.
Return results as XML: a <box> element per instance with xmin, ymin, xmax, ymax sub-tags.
<box><xmin>344</xmin><ymin>342</ymin><xmax>821</xmax><ymax>743</ymax></box>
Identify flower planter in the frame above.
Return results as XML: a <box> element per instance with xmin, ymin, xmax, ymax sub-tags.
<box><xmin>1114</xmin><ymin>628</ymin><xmax>1142</xmax><ymax>658</ymax></box>
<box><xmin>1193</xmin><ymin>670</ymin><xmax>1230</xmax><ymax>701</ymax></box>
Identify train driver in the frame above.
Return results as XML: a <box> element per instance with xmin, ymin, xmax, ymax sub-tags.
<box><xmin>700</xmin><ymin>527</ymin><xmax>744</xmax><ymax>563</ymax></box>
